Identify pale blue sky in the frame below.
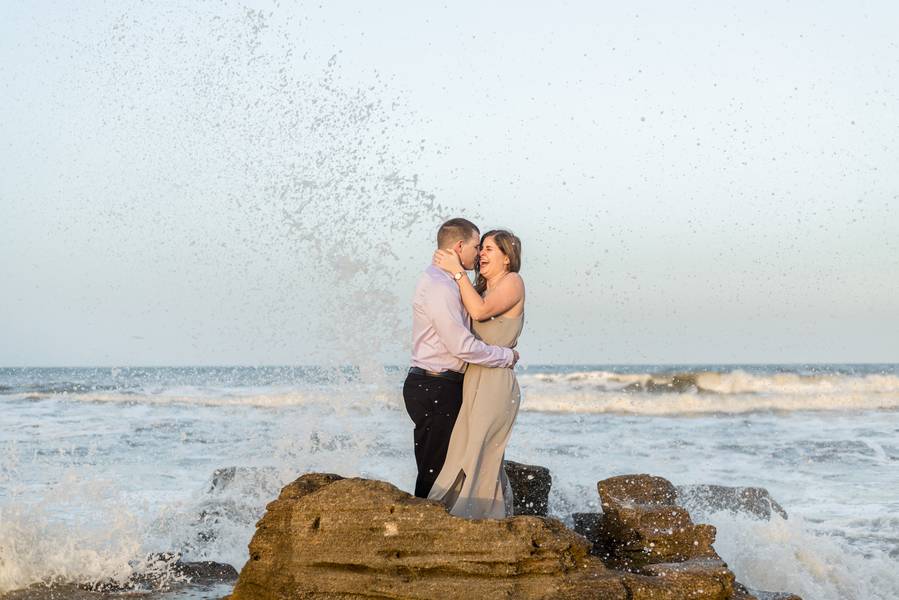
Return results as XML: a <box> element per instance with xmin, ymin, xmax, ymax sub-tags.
<box><xmin>2</xmin><ymin>1</ymin><xmax>897</xmax><ymax>366</ymax></box>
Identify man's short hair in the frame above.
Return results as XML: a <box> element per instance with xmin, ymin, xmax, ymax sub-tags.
<box><xmin>437</xmin><ymin>218</ymin><xmax>479</xmax><ymax>248</ymax></box>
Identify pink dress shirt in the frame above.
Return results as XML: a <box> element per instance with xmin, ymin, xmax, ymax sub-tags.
<box><xmin>410</xmin><ymin>265</ymin><xmax>514</xmax><ymax>372</ymax></box>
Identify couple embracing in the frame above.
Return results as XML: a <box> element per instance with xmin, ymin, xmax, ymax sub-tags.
<box><xmin>402</xmin><ymin>218</ymin><xmax>525</xmax><ymax>520</ymax></box>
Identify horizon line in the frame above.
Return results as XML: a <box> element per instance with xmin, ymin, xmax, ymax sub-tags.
<box><xmin>2</xmin><ymin>361</ymin><xmax>898</xmax><ymax>369</ymax></box>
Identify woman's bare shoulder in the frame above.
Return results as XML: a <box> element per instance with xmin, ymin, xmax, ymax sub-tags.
<box><xmin>502</xmin><ymin>272</ymin><xmax>525</xmax><ymax>288</ymax></box>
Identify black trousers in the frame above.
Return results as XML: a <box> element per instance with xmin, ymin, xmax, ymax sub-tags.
<box><xmin>402</xmin><ymin>372</ymin><xmax>464</xmax><ymax>498</ymax></box>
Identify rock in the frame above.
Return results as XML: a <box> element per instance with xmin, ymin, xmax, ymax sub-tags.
<box><xmin>227</xmin><ymin>473</ymin><xmax>617</xmax><ymax>599</ymax></box>
<box><xmin>596</xmin><ymin>474</ymin><xmax>718</xmax><ymax>570</ymax></box>
<box><xmin>130</xmin><ymin>552</ymin><xmax>238</xmax><ymax>585</ymax></box>
<box><xmin>503</xmin><ymin>459</ymin><xmax>552</xmax><ymax>516</ymax></box>
<box><xmin>170</xmin><ymin>559</ymin><xmax>239</xmax><ymax>582</ymax></box>
<box><xmin>226</xmin><ymin>472</ymin><xmax>769</xmax><ymax>600</ymax></box>
<box><xmin>749</xmin><ymin>592</ymin><xmax>803</xmax><ymax>600</ymax></box>
<box><xmin>185</xmin><ymin>466</ymin><xmax>283</xmax><ymax>548</ymax></box>
<box><xmin>58</xmin><ymin>553</ymin><xmax>238</xmax><ymax>595</ymax></box>
<box><xmin>733</xmin><ymin>582</ymin><xmax>803</xmax><ymax>600</ymax></box>
<box><xmin>628</xmin><ymin>558</ymin><xmax>736</xmax><ymax>600</ymax></box>
<box><xmin>572</xmin><ymin>511</ymin><xmax>620</xmax><ymax>562</ymax></box>
<box><xmin>601</xmin><ymin>473</ymin><xmax>679</xmax><ymax>505</ymax></box>
<box><xmin>677</xmin><ymin>484</ymin><xmax>789</xmax><ymax>520</ymax></box>
<box><xmin>572</xmin><ymin>511</ymin><xmax>603</xmax><ymax>542</ymax></box>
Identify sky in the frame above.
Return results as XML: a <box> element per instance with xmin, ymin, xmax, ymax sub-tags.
<box><xmin>1</xmin><ymin>1</ymin><xmax>898</xmax><ymax>366</ymax></box>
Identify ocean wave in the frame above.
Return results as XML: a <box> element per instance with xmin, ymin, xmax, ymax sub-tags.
<box><xmin>0</xmin><ymin>382</ymin><xmax>130</xmax><ymax>396</ymax></box>
<box><xmin>704</xmin><ymin>511</ymin><xmax>899</xmax><ymax>600</ymax></box>
<box><xmin>521</xmin><ymin>369</ymin><xmax>899</xmax><ymax>396</ymax></box>
<box><xmin>518</xmin><ymin>391</ymin><xmax>899</xmax><ymax>415</ymax></box>
<box><xmin>5</xmin><ymin>388</ymin><xmax>899</xmax><ymax>415</ymax></box>
<box><xmin>2</xmin><ymin>389</ymin><xmax>397</xmax><ymax>409</ymax></box>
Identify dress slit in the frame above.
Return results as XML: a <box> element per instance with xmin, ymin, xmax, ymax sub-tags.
<box><xmin>427</xmin><ymin>314</ymin><xmax>523</xmax><ymax>519</ymax></box>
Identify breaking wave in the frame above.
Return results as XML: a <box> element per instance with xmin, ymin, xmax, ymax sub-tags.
<box><xmin>513</xmin><ymin>369</ymin><xmax>899</xmax><ymax>414</ymax></box>
<box><xmin>4</xmin><ymin>368</ymin><xmax>899</xmax><ymax>415</ymax></box>
<box><xmin>522</xmin><ymin>369</ymin><xmax>899</xmax><ymax>395</ymax></box>
<box><xmin>518</xmin><ymin>390</ymin><xmax>899</xmax><ymax>415</ymax></box>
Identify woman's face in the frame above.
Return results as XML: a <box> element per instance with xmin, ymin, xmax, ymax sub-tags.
<box><xmin>478</xmin><ymin>236</ymin><xmax>509</xmax><ymax>279</ymax></box>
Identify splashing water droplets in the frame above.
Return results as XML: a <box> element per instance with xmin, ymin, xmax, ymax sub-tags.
<box><xmin>69</xmin><ymin>5</ymin><xmax>444</xmax><ymax>367</ymax></box>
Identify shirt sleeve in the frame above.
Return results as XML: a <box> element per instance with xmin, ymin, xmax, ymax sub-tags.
<box><xmin>425</xmin><ymin>281</ymin><xmax>514</xmax><ymax>368</ymax></box>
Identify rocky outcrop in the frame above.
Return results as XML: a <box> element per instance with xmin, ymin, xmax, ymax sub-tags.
<box><xmin>573</xmin><ymin>475</ymin><xmax>796</xmax><ymax>600</ymax></box>
<box><xmin>226</xmin><ymin>473</ymin><xmax>622</xmax><ymax>599</ymax></box>
<box><xmin>504</xmin><ymin>459</ymin><xmax>552</xmax><ymax>516</ymax></box>
<box><xmin>593</xmin><ymin>474</ymin><xmax>719</xmax><ymax>569</ymax></box>
<box><xmin>226</xmin><ymin>471</ymin><xmax>800</xmax><ymax>600</ymax></box>
<box><xmin>677</xmin><ymin>484</ymin><xmax>788</xmax><ymax>520</ymax></box>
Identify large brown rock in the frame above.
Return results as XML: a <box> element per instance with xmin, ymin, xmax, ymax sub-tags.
<box><xmin>225</xmin><ymin>472</ymin><xmax>771</xmax><ymax>600</ymax></box>
<box><xmin>596</xmin><ymin>474</ymin><xmax>718</xmax><ymax>570</ymax></box>
<box><xmin>226</xmin><ymin>473</ymin><xmax>626</xmax><ymax>599</ymax></box>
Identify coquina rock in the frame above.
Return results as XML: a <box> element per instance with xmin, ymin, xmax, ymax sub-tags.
<box><xmin>595</xmin><ymin>474</ymin><xmax>719</xmax><ymax>569</ymax></box>
<box><xmin>226</xmin><ymin>472</ymin><xmax>799</xmax><ymax>600</ymax></box>
<box><xmin>576</xmin><ymin>475</ymin><xmax>798</xmax><ymax>600</ymax></box>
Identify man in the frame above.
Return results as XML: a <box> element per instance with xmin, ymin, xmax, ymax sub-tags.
<box><xmin>403</xmin><ymin>218</ymin><xmax>519</xmax><ymax>498</ymax></box>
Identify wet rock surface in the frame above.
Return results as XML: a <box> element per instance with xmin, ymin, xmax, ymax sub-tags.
<box><xmin>504</xmin><ymin>459</ymin><xmax>552</xmax><ymax>516</ymax></box>
<box><xmin>595</xmin><ymin>474</ymin><xmax>719</xmax><ymax>569</ymax></box>
<box><xmin>677</xmin><ymin>484</ymin><xmax>789</xmax><ymax>520</ymax></box>
<box><xmin>0</xmin><ymin>554</ymin><xmax>238</xmax><ymax>600</ymax></box>
<box><xmin>733</xmin><ymin>582</ymin><xmax>804</xmax><ymax>600</ymax></box>
<box><xmin>572</xmin><ymin>511</ymin><xmax>604</xmax><ymax>542</ymax></box>
<box><xmin>227</xmin><ymin>473</ymin><xmax>616</xmax><ymax>600</ymax></box>
<box><xmin>225</xmin><ymin>471</ymin><xmax>802</xmax><ymax>600</ymax></box>
<box><xmin>133</xmin><ymin>553</ymin><xmax>239</xmax><ymax>585</ymax></box>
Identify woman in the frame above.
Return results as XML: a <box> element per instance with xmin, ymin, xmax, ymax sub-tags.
<box><xmin>426</xmin><ymin>229</ymin><xmax>525</xmax><ymax>519</ymax></box>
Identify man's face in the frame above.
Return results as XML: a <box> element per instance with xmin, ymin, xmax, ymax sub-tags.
<box><xmin>457</xmin><ymin>232</ymin><xmax>481</xmax><ymax>270</ymax></box>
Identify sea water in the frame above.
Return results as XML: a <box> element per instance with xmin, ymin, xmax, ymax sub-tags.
<box><xmin>2</xmin><ymin>364</ymin><xmax>898</xmax><ymax>599</ymax></box>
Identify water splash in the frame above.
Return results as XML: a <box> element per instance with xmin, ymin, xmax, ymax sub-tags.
<box><xmin>2</xmin><ymin>3</ymin><xmax>449</xmax><ymax>592</ymax></box>
<box><xmin>700</xmin><ymin>511</ymin><xmax>899</xmax><ymax>600</ymax></box>
<box><xmin>48</xmin><ymin>2</ymin><xmax>449</xmax><ymax>367</ymax></box>
<box><xmin>0</xmin><ymin>450</ymin><xmax>144</xmax><ymax>592</ymax></box>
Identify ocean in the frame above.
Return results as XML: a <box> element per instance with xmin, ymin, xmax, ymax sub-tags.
<box><xmin>2</xmin><ymin>364</ymin><xmax>898</xmax><ymax>599</ymax></box>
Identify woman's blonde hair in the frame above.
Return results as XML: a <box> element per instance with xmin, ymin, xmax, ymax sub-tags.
<box><xmin>475</xmin><ymin>229</ymin><xmax>522</xmax><ymax>294</ymax></box>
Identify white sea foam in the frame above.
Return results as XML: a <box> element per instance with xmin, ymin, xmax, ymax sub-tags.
<box><xmin>0</xmin><ymin>473</ymin><xmax>144</xmax><ymax>592</ymax></box>
<box><xmin>704</xmin><ymin>512</ymin><xmax>899</xmax><ymax>600</ymax></box>
<box><xmin>513</xmin><ymin>368</ymin><xmax>899</xmax><ymax>414</ymax></box>
<box><xmin>8</xmin><ymin>381</ymin><xmax>899</xmax><ymax>415</ymax></box>
<box><xmin>5</xmin><ymin>388</ymin><xmax>400</xmax><ymax>409</ymax></box>
<box><xmin>523</xmin><ymin>369</ymin><xmax>899</xmax><ymax>395</ymax></box>
<box><xmin>518</xmin><ymin>390</ymin><xmax>899</xmax><ymax>414</ymax></box>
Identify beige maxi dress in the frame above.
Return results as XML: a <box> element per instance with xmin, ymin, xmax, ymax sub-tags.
<box><xmin>428</xmin><ymin>314</ymin><xmax>523</xmax><ymax>519</ymax></box>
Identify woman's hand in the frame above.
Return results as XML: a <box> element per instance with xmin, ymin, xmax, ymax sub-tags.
<box><xmin>433</xmin><ymin>249</ymin><xmax>464</xmax><ymax>275</ymax></box>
